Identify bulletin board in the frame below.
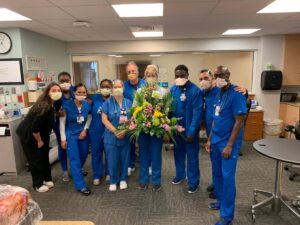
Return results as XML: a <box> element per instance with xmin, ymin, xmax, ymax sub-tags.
<box><xmin>0</xmin><ymin>58</ymin><xmax>24</xmax><ymax>84</ymax></box>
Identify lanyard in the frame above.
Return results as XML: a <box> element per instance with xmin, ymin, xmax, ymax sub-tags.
<box><xmin>216</xmin><ymin>90</ymin><xmax>228</xmax><ymax>113</ymax></box>
<box><xmin>113</xmin><ymin>98</ymin><xmax>127</xmax><ymax>114</ymax></box>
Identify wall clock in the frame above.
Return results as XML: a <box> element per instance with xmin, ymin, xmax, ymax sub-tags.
<box><xmin>0</xmin><ymin>32</ymin><xmax>12</xmax><ymax>54</ymax></box>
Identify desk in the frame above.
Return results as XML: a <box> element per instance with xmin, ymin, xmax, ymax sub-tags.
<box><xmin>252</xmin><ymin>138</ymin><xmax>300</xmax><ymax>221</ymax></box>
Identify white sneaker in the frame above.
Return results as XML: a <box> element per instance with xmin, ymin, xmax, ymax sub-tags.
<box><xmin>128</xmin><ymin>168</ymin><xmax>132</xmax><ymax>176</ymax></box>
<box><xmin>93</xmin><ymin>179</ymin><xmax>100</xmax><ymax>186</ymax></box>
<box><xmin>62</xmin><ymin>171</ymin><xmax>70</xmax><ymax>182</ymax></box>
<box><xmin>43</xmin><ymin>181</ymin><xmax>54</xmax><ymax>188</ymax></box>
<box><xmin>106</xmin><ymin>175</ymin><xmax>110</xmax><ymax>181</ymax></box>
<box><xmin>35</xmin><ymin>185</ymin><xmax>49</xmax><ymax>193</ymax></box>
<box><xmin>109</xmin><ymin>184</ymin><xmax>117</xmax><ymax>192</ymax></box>
<box><xmin>149</xmin><ymin>167</ymin><xmax>152</xmax><ymax>176</ymax></box>
<box><xmin>120</xmin><ymin>181</ymin><xmax>128</xmax><ymax>190</ymax></box>
<box><xmin>131</xmin><ymin>167</ymin><xmax>136</xmax><ymax>172</ymax></box>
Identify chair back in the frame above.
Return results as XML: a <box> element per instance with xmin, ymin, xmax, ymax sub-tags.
<box><xmin>295</xmin><ymin>120</ymin><xmax>300</xmax><ymax>140</ymax></box>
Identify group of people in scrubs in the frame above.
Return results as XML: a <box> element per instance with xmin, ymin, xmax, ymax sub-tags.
<box><xmin>19</xmin><ymin>60</ymin><xmax>248</xmax><ymax>225</ymax></box>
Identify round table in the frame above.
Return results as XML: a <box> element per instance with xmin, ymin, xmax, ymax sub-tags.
<box><xmin>252</xmin><ymin>138</ymin><xmax>300</xmax><ymax>221</ymax></box>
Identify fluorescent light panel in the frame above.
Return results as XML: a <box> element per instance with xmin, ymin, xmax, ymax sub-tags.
<box><xmin>222</xmin><ymin>29</ymin><xmax>260</xmax><ymax>35</ymax></box>
<box><xmin>150</xmin><ymin>54</ymin><xmax>161</xmax><ymax>57</ymax></box>
<box><xmin>112</xmin><ymin>3</ymin><xmax>163</xmax><ymax>17</ymax></box>
<box><xmin>133</xmin><ymin>31</ymin><xmax>163</xmax><ymax>37</ymax></box>
<box><xmin>0</xmin><ymin>8</ymin><xmax>31</xmax><ymax>21</ymax></box>
<box><xmin>258</xmin><ymin>0</ymin><xmax>300</xmax><ymax>13</ymax></box>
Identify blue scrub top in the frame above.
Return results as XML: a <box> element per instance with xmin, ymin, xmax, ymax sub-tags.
<box><xmin>62</xmin><ymin>99</ymin><xmax>91</xmax><ymax>139</ymax></box>
<box><xmin>89</xmin><ymin>94</ymin><xmax>106</xmax><ymax>135</ymax></box>
<box><xmin>170</xmin><ymin>81</ymin><xmax>203</xmax><ymax>138</ymax></box>
<box><xmin>211</xmin><ymin>84</ymin><xmax>247</xmax><ymax>147</ymax></box>
<box><xmin>124</xmin><ymin>79</ymin><xmax>146</xmax><ymax>102</ymax></box>
<box><xmin>102</xmin><ymin>97</ymin><xmax>132</xmax><ymax>146</ymax></box>
<box><xmin>204</xmin><ymin>86</ymin><xmax>219</xmax><ymax>136</ymax></box>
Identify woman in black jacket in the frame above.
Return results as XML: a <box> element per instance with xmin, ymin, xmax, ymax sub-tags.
<box><xmin>17</xmin><ymin>82</ymin><xmax>62</xmax><ymax>192</ymax></box>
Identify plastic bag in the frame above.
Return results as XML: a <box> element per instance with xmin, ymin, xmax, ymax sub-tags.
<box><xmin>0</xmin><ymin>185</ymin><xmax>43</xmax><ymax>225</ymax></box>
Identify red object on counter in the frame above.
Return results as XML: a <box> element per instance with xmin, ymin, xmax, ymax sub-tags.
<box><xmin>17</xmin><ymin>95</ymin><xmax>23</xmax><ymax>103</ymax></box>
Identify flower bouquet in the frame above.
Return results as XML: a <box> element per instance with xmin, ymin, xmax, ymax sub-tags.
<box><xmin>119</xmin><ymin>85</ymin><xmax>185</xmax><ymax>142</ymax></box>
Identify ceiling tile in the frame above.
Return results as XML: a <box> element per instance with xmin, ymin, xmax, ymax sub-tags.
<box><xmin>164</xmin><ymin>2</ymin><xmax>218</xmax><ymax>16</ymax></box>
<box><xmin>49</xmin><ymin>0</ymin><xmax>107</xmax><ymax>6</ymax></box>
<box><xmin>0</xmin><ymin>0</ymin><xmax>52</xmax><ymax>8</ymax></box>
<box><xmin>61</xmin><ymin>5</ymin><xmax>117</xmax><ymax>18</ymax></box>
<box><xmin>13</xmin><ymin>7</ymin><xmax>74</xmax><ymax>20</ymax></box>
<box><xmin>122</xmin><ymin>17</ymin><xmax>164</xmax><ymax>26</ymax></box>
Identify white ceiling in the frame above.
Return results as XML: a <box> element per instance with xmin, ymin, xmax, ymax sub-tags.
<box><xmin>0</xmin><ymin>0</ymin><xmax>299</xmax><ymax>42</ymax></box>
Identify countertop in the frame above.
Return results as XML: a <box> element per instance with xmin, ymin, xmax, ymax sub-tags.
<box><xmin>280</xmin><ymin>102</ymin><xmax>300</xmax><ymax>108</ymax></box>
<box><xmin>0</xmin><ymin>116</ymin><xmax>23</xmax><ymax>123</ymax></box>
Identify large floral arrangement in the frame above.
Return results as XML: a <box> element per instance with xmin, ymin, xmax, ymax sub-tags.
<box><xmin>119</xmin><ymin>85</ymin><xmax>184</xmax><ymax>141</ymax></box>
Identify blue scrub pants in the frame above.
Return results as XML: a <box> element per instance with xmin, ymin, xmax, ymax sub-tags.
<box><xmin>67</xmin><ymin>136</ymin><xmax>89</xmax><ymax>191</ymax></box>
<box><xmin>53</xmin><ymin>123</ymin><xmax>68</xmax><ymax>172</ymax></box>
<box><xmin>128</xmin><ymin>142</ymin><xmax>136</xmax><ymax>169</ymax></box>
<box><xmin>138</xmin><ymin>133</ymin><xmax>163</xmax><ymax>185</ymax></box>
<box><xmin>211</xmin><ymin>142</ymin><xmax>240</xmax><ymax>222</ymax></box>
<box><xmin>173</xmin><ymin>136</ymin><xmax>200</xmax><ymax>189</ymax></box>
<box><xmin>106</xmin><ymin>143</ymin><xmax>130</xmax><ymax>185</ymax></box>
<box><xmin>89</xmin><ymin>131</ymin><xmax>109</xmax><ymax>179</ymax></box>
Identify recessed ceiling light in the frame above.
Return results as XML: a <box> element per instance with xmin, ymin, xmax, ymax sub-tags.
<box><xmin>222</xmin><ymin>29</ymin><xmax>260</xmax><ymax>35</ymax></box>
<box><xmin>257</xmin><ymin>0</ymin><xmax>300</xmax><ymax>13</ymax></box>
<box><xmin>150</xmin><ymin>54</ymin><xmax>161</xmax><ymax>57</ymax></box>
<box><xmin>112</xmin><ymin>3</ymin><xmax>163</xmax><ymax>17</ymax></box>
<box><xmin>132</xmin><ymin>31</ymin><xmax>163</xmax><ymax>38</ymax></box>
<box><xmin>108</xmin><ymin>54</ymin><xmax>116</xmax><ymax>57</ymax></box>
<box><xmin>0</xmin><ymin>8</ymin><xmax>31</xmax><ymax>21</ymax></box>
<box><xmin>115</xmin><ymin>55</ymin><xmax>123</xmax><ymax>58</ymax></box>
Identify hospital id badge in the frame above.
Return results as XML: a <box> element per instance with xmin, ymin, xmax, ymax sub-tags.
<box><xmin>119</xmin><ymin>115</ymin><xmax>127</xmax><ymax>124</ymax></box>
<box><xmin>77</xmin><ymin>115</ymin><xmax>85</xmax><ymax>124</ymax></box>
<box><xmin>180</xmin><ymin>93</ymin><xmax>186</xmax><ymax>101</ymax></box>
<box><xmin>215</xmin><ymin>106</ymin><xmax>220</xmax><ymax>116</ymax></box>
<box><xmin>97</xmin><ymin>106</ymin><xmax>102</xmax><ymax>114</ymax></box>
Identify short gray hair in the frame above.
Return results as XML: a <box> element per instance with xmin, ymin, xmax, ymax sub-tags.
<box><xmin>126</xmin><ymin>61</ymin><xmax>139</xmax><ymax>73</ymax></box>
<box><xmin>113</xmin><ymin>79</ymin><xmax>124</xmax><ymax>86</ymax></box>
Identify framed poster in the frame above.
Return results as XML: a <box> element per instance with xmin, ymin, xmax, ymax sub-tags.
<box><xmin>0</xmin><ymin>58</ymin><xmax>24</xmax><ymax>84</ymax></box>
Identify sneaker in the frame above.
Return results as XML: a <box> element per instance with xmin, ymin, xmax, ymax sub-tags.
<box><xmin>138</xmin><ymin>183</ymin><xmax>147</xmax><ymax>190</ymax></box>
<box><xmin>106</xmin><ymin>175</ymin><xmax>110</xmax><ymax>181</ymax></box>
<box><xmin>35</xmin><ymin>185</ymin><xmax>49</xmax><ymax>193</ymax></box>
<box><xmin>120</xmin><ymin>181</ymin><xmax>128</xmax><ymax>190</ymax></box>
<box><xmin>206</xmin><ymin>184</ymin><xmax>214</xmax><ymax>192</ymax></box>
<box><xmin>188</xmin><ymin>185</ymin><xmax>199</xmax><ymax>194</ymax></box>
<box><xmin>62</xmin><ymin>171</ymin><xmax>70</xmax><ymax>182</ymax></box>
<box><xmin>152</xmin><ymin>184</ymin><xmax>161</xmax><ymax>192</ymax></box>
<box><xmin>148</xmin><ymin>167</ymin><xmax>152</xmax><ymax>176</ymax></box>
<box><xmin>80</xmin><ymin>187</ymin><xmax>91</xmax><ymax>196</ymax></box>
<box><xmin>131</xmin><ymin>167</ymin><xmax>136</xmax><ymax>172</ymax></box>
<box><xmin>209</xmin><ymin>192</ymin><xmax>217</xmax><ymax>199</ymax></box>
<box><xmin>209</xmin><ymin>202</ymin><xmax>220</xmax><ymax>210</ymax></box>
<box><xmin>215</xmin><ymin>218</ymin><xmax>232</xmax><ymax>225</ymax></box>
<box><xmin>171</xmin><ymin>177</ymin><xmax>185</xmax><ymax>185</ymax></box>
<box><xmin>109</xmin><ymin>184</ymin><xmax>117</xmax><ymax>191</ymax></box>
<box><xmin>43</xmin><ymin>181</ymin><xmax>54</xmax><ymax>188</ymax></box>
<box><xmin>93</xmin><ymin>179</ymin><xmax>101</xmax><ymax>186</ymax></box>
<box><xmin>128</xmin><ymin>168</ymin><xmax>132</xmax><ymax>176</ymax></box>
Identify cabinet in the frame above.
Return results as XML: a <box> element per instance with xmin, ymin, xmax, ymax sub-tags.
<box><xmin>279</xmin><ymin>103</ymin><xmax>300</xmax><ymax>139</ymax></box>
<box><xmin>283</xmin><ymin>34</ymin><xmax>300</xmax><ymax>85</ymax></box>
<box><xmin>244</xmin><ymin>111</ymin><xmax>264</xmax><ymax>141</ymax></box>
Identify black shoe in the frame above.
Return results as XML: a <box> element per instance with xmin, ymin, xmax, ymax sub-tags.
<box><xmin>171</xmin><ymin>177</ymin><xmax>185</xmax><ymax>185</ymax></box>
<box><xmin>209</xmin><ymin>192</ymin><xmax>217</xmax><ymax>199</ymax></box>
<box><xmin>80</xmin><ymin>187</ymin><xmax>91</xmax><ymax>196</ymax></box>
<box><xmin>138</xmin><ymin>183</ymin><xmax>147</xmax><ymax>190</ymax></box>
<box><xmin>206</xmin><ymin>184</ymin><xmax>214</xmax><ymax>192</ymax></box>
<box><xmin>188</xmin><ymin>185</ymin><xmax>199</xmax><ymax>194</ymax></box>
<box><xmin>152</xmin><ymin>184</ymin><xmax>161</xmax><ymax>192</ymax></box>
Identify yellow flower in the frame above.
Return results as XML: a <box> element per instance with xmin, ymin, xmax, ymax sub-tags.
<box><xmin>152</xmin><ymin>118</ymin><xmax>160</xmax><ymax>126</ymax></box>
<box><xmin>153</xmin><ymin>110</ymin><xmax>163</xmax><ymax>118</ymax></box>
<box><xmin>133</xmin><ymin>106</ymin><xmax>143</xmax><ymax>117</ymax></box>
<box><xmin>142</xmin><ymin>101</ymin><xmax>149</xmax><ymax>107</ymax></box>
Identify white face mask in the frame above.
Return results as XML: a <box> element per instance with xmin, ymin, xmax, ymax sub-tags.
<box><xmin>100</xmin><ymin>88</ymin><xmax>111</xmax><ymax>96</ymax></box>
<box><xmin>113</xmin><ymin>88</ymin><xmax>124</xmax><ymax>96</ymax></box>
<box><xmin>60</xmin><ymin>82</ymin><xmax>71</xmax><ymax>91</ymax></box>
<box><xmin>75</xmin><ymin>95</ymin><xmax>86</xmax><ymax>101</ymax></box>
<box><xmin>128</xmin><ymin>73</ymin><xmax>138</xmax><ymax>81</ymax></box>
<box><xmin>49</xmin><ymin>92</ymin><xmax>62</xmax><ymax>101</ymax></box>
<box><xmin>175</xmin><ymin>78</ymin><xmax>188</xmax><ymax>86</ymax></box>
<box><xmin>199</xmin><ymin>80</ymin><xmax>212</xmax><ymax>91</ymax></box>
<box><xmin>146</xmin><ymin>77</ymin><xmax>157</xmax><ymax>86</ymax></box>
<box><xmin>216</xmin><ymin>78</ymin><xmax>228</xmax><ymax>88</ymax></box>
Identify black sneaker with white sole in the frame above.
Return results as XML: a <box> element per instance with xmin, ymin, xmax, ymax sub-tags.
<box><xmin>171</xmin><ymin>177</ymin><xmax>185</xmax><ymax>185</ymax></box>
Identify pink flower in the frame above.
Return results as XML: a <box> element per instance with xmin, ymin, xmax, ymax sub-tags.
<box><xmin>162</xmin><ymin>124</ymin><xmax>171</xmax><ymax>132</ymax></box>
<box><xmin>146</xmin><ymin>104</ymin><xmax>153</xmax><ymax>116</ymax></box>
<box><xmin>176</xmin><ymin>125</ymin><xmax>185</xmax><ymax>133</ymax></box>
<box><xmin>129</xmin><ymin>122</ymin><xmax>137</xmax><ymax>130</ymax></box>
<box><xmin>146</xmin><ymin>121</ymin><xmax>152</xmax><ymax>127</ymax></box>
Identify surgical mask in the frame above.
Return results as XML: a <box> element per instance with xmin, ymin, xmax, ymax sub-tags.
<box><xmin>128</xmin><ymin>73</ymin><xmax>138</xmax><ymax>81</ymax></box>
<box><xmin>175</xmin><ymin>77</ymin><xmax>188</xmax><ymax>86</ymax></box>
<box><xmin>49</xmin><ymin>92</ymin><xmax>62</xmax><ymax>101</ymax></box>
<box><xmin>59</xmin><ymin>82</ymin><xmax>71</xmax><ymax>91</ymax></box>
<box><xmin>75</xmin><ymin>95</ymin><xmax>86</xmax><ymax>101</ymax></box>
<box><xmin>100</xmin><ymin>88</ymin><xmax>111</xmax><ymax>96</ymax></box>
<box><xmin>199</xmin><ymin>80</ymin><xmax>212</xmax><ymax>91</ymax></box>
<box><xmin>216</xmin><ymin>78</ymin><xmax>228</xmax><ymax>88</ymax></box>
<box><xmin>113</xmin><ymin>88</ymin><xmax>123</xmax><ymax>96</ymax></box>
<box><xmin>146</xmin><ymin>77</ymin><xmax>157</xmax><ymax>86</ymax></box>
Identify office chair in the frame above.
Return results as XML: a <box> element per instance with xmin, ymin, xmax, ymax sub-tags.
<box><xmin>284</xmin><ymin>120</ymin><xmax>300</xmax><ymax>181</ymax></box>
